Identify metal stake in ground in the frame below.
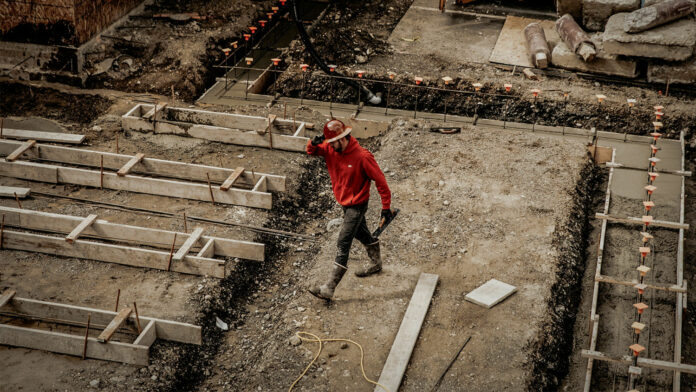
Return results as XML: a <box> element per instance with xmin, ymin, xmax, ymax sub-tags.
<box><xmin>82</xmin><ymin>313</ymin><xmax>91</xmax><ymax>360</ymax></box>
<box><xmin>114</xmin><ymin>289</ymin><xmax>120</xmax><ymax>312</ymax></box>
<box><xmin>442</xmin><ymin>77</ymin><xmax>453</xmax><ymax>122</ymax></box>
<box><xmin>414</xmin><ymin>77</ymin><xmax>423</xmax><ymax>119</ymax></box>
<box><xmin>328</xmin><ymin>65</ymin><xmax>337</xmax><ymax>113</ymax></box>
<box><xmin>245</xmin><ymin>57</ymin><xmax>254</xmax><ymax>100</ymax></box>
<box><xmin>385</xmin><ymin>72</ymin><xmax>396</xmax><ymax>115</ymax></box>
<box><xmin>300</xmin><ymin>63</ymin><xmax>309</xmax><ymax>105</ymax></box>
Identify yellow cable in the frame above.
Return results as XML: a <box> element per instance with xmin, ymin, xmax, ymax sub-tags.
<box><xmin>288</xmin><ymin>331</ymin><xmax>391</xmax><ymax>392</ymax></box>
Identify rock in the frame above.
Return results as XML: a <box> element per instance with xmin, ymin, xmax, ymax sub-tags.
<box><xmin>582</xmin><ymin>0</ymin><xmax>640</xmax><ymax>31</ymax></box>
<box><xmin>443</xmin><ymin>200</ymin><xmax>450</xmax><ymax>206</ymax></box>
<box><xmin>551</xmin><ymin>41</ymin><xmax>638</xmax><ymax>77</ymax></box>
<box><xmin>110</xmin><ymin>376</ymin><xmax>126</xmax><ymax>383</ymax></box>
<box><xmin>92</xmin><ymin>125</ymin><xmax>102</xmax><ymax>132</ymax></box>
<box><xmin>355</xmin><ymin>55</ymin><xmax>368</xmax><ymax>64</ymax></box>
<box><xmin>340</xmin><ymin>342</ymin><xmax>349</xmax><ymax>349</ymax></box>
<box><xmin>92</xmin><ymin>58</ymin><xmax>115</xmax><ymax>76</ymax></box>
<box><xmin>289</xmin><ymin>335</ymin><xmax>302</xmax><ymax>346</ymax></box>
<box><xmin>603</xmin><ymin>13</ymin><xmax>696</xmax><ymax>61</ymax></box>
<box><xmin>327</xmin><ymin>218</ymin><xmax>343</xmax><ymax>232</ymax></box>
<box><xmin>89</xmin><ymin>379</ymin><xmax>100</xmax><ymax>388</ymax></box>
<box><xmin>151</xmin><ymin>375</ymin><xmax>158</xmax><ymax>381</ymax></box>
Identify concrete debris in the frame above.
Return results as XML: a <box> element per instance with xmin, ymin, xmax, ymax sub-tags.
<box><xmin>89</xmin><ymin>379</ymin><xmax>100</xmax><ymax>388</ymax></box>
<box><xmin>551</xmin><ymin>41</ymin><xmax>638</xmax><ymax>77</ymax></box>
<box><xmin>523</xmin><ymin>68</ymin><xmax>539</xmax><ymax>80</ymax></box>
<box><xmin>465</xmin><ymin>279</ymin><xmax>517</xmax><ymax>309</ymax></box>
<box><xmin>624</xmin><ymin>0</ymin><xmax>695</xmax><ymax>33</ymax></box>
<box><xmin>583</xmin><ymin>0</ymin><xmax>640</xmax><ymax>31</ymax></box>
<box><xmin>603</xmin><ymin>12</ymin><xmax>696</xmax><ymax>61</ymax></box>
<box><xmin>524</xmin><ymin>23</ymin><xmax>551</xmax><ymax>68</ymax></box>
<box><xmin>647</xmin><ymin>57</ymin><xmax>696</xmax><ymax>84</ymax></box>
<box><xmin>91</xmin><ymin>57</ymin><xmax>115</xmax><ymax>76</ymax></box>
<box><xmin>215</xmin><ymin>316</ymin><xmax>229</xmax><ymax>331</ymax></box>
<box><xmin>555</xmin><ymin>14</ymin><xmax>597</xmax><ymax>61</ymax></box>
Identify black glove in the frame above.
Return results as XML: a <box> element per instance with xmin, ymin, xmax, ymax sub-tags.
<box><xmin>380</xmin><ymin>208</ymin><xmax>393</xmax><ymax>224</ymax></box>
<box><xmin>311</xmin><ymin>134</ymin><xmax>325</xmax><ymax>146</ymax></box>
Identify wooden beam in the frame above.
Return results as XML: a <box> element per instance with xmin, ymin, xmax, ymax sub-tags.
<box><xmin>172</xmin><ymin>227</ymin><xmax>203</xmax><ymax>262</ymax></box>
<box><xmin>6</xmin><ymin>140</ymin><xmax>36</xmax><ymax>162</ymax></box>
<box><xmin>1</xmin><ymin>229</ymin><xmax>225</xmax><ymax>278</ymax></box>
<box><xmin>220</xmin><ymin>167</ymin><xmax>244</xmax><ymax>191</ymax></box>
<box><xmin>196</xmin><ymin>238</ymin><xmax>215</xmax><ymax>258</ymax></box>
<box><xmin>97</xmin><ymin>307</ymin><xmax>132</xmax><ymax>343</ymax></box>
<box><xmin>6</xmin><ymin>297</ymin><xmax>201</xmax><ymax>345</ymax></box>
<box><xmin>143</xmin><ymin>103</ymin><xmax>167</xmax><ymax>120</ymax></box>
<box><xmin>0</xmin><ymin>159</ymin><xmax>273</xmax><ymax>209</ymax></box>
<box><xmin>605</xmin><ymin>162</ymin><xmax>691</xmax><ymax>176</ymax></box>
<box><xmin>0</xmin><ymin>324</ymin><xmax>149</xmax><ymax>365</ymax></box>
<box><xmin>581</xmin><ymin>350</ymin><xmax>696</xmax><ymax>374</ymax></box>
<box><xmin>65</xmin><ymin>214</ymin><xmax>98</xmax><ymax>243</ymax></box>
<box><xmin>375</xmin><ymin>273</ymin><xmax>439</xmax><ymax>392</ymax></box>
<box><xmin>0</xmin><ymin>206</ymin><xmax>264</xmax><ymax>261</ymax></box>
<box><xmin>0</xmin><ymin>140</ymin><xmax>286</xmax><ymax>192</ymax></box>
<box><xmin>0</xmin><ymin>186</ymin><xmax>30</xmax><ymax>198</ymax></box>
<box><xmin>595</xmin><ymin>213</ymin><xmax>689</xmax><ymax>230</ymax></box>
<box><xmin>133</xmin><ymin>321</ymin><xmax>157</xmax><ymax>347</ymax></box>
<box><xmin>0</xmin><ymin>290</ymin><xmax>16</xmax><ymax>308</ymax></box>
<box><xmin>0</xmin><ymin>128</ymin><xmax>85</xmax><ymax>144</ymax></box>
<box><xmin>117</xmin><ymin>153</ymin><xmax>145</xmax><ymax>176</ymax></box>
<box><xmin>595</xmin><ymin>274</ymin><xmax>686</xmax><ymax>293</ymax></box>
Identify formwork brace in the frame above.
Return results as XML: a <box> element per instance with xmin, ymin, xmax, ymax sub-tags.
<box><xmin>0</xmin><ymin>292</ymin><xmax>201</xmax><ymax>366</ymax></box>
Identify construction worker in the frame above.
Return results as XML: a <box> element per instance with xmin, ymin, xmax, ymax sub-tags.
<box><xmin>306</xmin><ymin>119</ymin><xmax>393</xmax><ymax>301</ymax></box>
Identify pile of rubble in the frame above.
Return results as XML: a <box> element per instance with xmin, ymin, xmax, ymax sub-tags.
<box><xmin>532</xmin><ymin>0</ymin><xmax>696</xmax><ymax>83</ymax></box>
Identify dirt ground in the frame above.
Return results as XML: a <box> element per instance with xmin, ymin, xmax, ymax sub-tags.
<box><xmin>1</xmin><ymin>0</ymin><xmax>696</xmax><ymax>391</ymax></box>
<box><xmin>197</xmin><ymin>119</ymin><xmax>593</xmax><ymax>391</ymax></box>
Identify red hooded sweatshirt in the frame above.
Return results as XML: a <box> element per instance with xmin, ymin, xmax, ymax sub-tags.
<box><xmin>307</xmin><ymin>137</ymin><xmax>391</xmax><ymax>210</ymax></box>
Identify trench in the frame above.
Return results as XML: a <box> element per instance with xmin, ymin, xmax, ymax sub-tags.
<box><xmin>151</xmin><ymin>158</ymin><xmax>333</xmax><ymax>391</ymax></box>
<box><xmin>525</xmin><ymin>161</ymin><xmax>604</xmax><ymax>391</ymax></box>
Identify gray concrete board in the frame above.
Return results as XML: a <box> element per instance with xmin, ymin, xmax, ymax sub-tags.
<box><xmin>551</xmin><ymin>41</ymin><xmax>638</xmax><ymax>77</ymax></box>
<box><xmin>583</xmin><ymin>0</ymin><xmax>640</xmax><ymax>31</ymax></box>
<box><xmin>603</xmin><ymin>13</ymin><xmax>696</xmax><ymax>60</ymax></box>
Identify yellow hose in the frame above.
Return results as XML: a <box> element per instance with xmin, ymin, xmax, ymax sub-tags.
<box><xmin>288</xmin><ymin>331</ymin><xmax>391</xmax><ymax>392</ymax></box>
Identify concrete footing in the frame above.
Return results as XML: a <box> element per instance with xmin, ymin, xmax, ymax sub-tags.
<box><xmin>551</xmin><ymin>41</ymin><xmax>638</xmax><ymax>77</ymax></box>
<box><xmin>647</xmin><ymin>57</ymin><xmax>696</xmax><ymax>84</ymax></box>
<box><xmin>603</xmin><ymin>13</ymin><xmax>696</xmax><ymax>61</ymax></box>
<box><xmin>583</xmin><ymin>0</ymin><xmax>640</xmax><ymax>31</ymax></box>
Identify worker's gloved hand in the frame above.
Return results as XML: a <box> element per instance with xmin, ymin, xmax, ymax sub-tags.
<box><xmin>380</xmin><ymin>208</ymin><xmax>393</xmax><ymax>224</ymax></box>
<box><xmin>311</xmin><ymin>134</ymin><xmax>325</xmax><ymax>146</ymax></box>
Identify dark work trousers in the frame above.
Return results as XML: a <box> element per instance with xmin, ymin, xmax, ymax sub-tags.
<box><xmin>335</xmin><ymin>203</ymin><xmax>377</xmax><ymax>268</ymax></box>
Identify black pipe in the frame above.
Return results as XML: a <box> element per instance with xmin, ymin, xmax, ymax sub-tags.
<box><xmin>291</xmin><ymin>0</ymin><xmax>381</xmax><ymax>105</ymax></box>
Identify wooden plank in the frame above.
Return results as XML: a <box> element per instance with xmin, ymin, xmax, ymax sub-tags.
<box><xmin>6</xmin><ymin>140</ymin><xmax>36</xmax><ymax>162</ymax></box>
<box><xmin>0</xmin><ymin>186</ymin><xmax>30</xmax><ymax>198</ymax></box>
<box><xmin>0</xmin><ymin>128</ymin><xmax>85</xmax><ymax>144</ymax></box>
<box><xmin>97</xmin><ymin>307</ymin><xmax>132</xmax><ymax>343</ymax></box>
<box><xmin>65</xmin><ymin>214</ymin><xmax>98</xmax><ymax>243</ymax></box>
<box><xmin>606</xmin><ymin>162</ymin><xmax>691</xmax><ymax>176</ymax></box>
<box><xmin>173</xmin><ymin>227</ymin><xmax>203</xmax><ymax>262</ymax></box>
<box><xmin>7</xmin><ymin>297</ymin><xmax>201</xmax><ymax>345</ymax></box>
<box><xmin>581</xmin><ymin>350</ymin><xmax>696</xmax><ymax>374</ymax></box>
<box><xmin>0</xmin><ymin>206</ymin><xmax>264</xmax><ymax>261</ymax></box>
<box><xmin>252</xmin><ymin>176</ymin><xmax>267</xmax><ymax>193</ymax></box>
<box><xmin>0</xmin><ymin>140</ymin><xmax>286</xmax><ymax>192</ymax></box>
<box><xmin>375</xmin><ymin>273</ymin><xmax>439</xmax><ymax>392</ymax></box>
<box><xmin>133</xmin><ymin>321</ymin><xmax>157</xmax><ymax>347</ymax></box>
<box><xmin>0</xmin><ymin>159</ymin><xmax>273</xmax><ymax>209</ymax></box>
<box><xmin>675</xmin><ymin>130</ymin><xmax>687</xmax><ymax>391</ymax></box>
<box><xmin>220</xmin><ymin>166</ymin><xmax>244</xmax><ymax>191</ymax></box>
<box><xmin>0</xmin><ymin>290</ymin><xmax>16</xmax><ymax>308</ymax></box>
<box><xmin>595</xmin><ymin>274</ymin><xmax>686</xmax><ymax>293</ymax></box>
<box><xmin>2</xmin><ymin>229</ymin><xmax>225</xmax><ymax>278</ymax></box>
<box><xmin>293</xmin><ymin>122</ymin><xmax>306</xmax><ymax>137</ymax></box>
<box><xmin>0</xmin><ymin>324</ymin><xmax>149</xmax><ymax>365</ymax></box>
<box><xmin>143</xmin><ymin>103</ymin><xmax>167</xmax><ymax>120</ymax></box>
<box><xmin>117</xmin><ymin>153</ymin><xmax>145</xmax><ymax>176</ymax></box>
<box><xmin>197</xmin><ymin>238</ymin><xmax>215</xmax><ymax>258</ymax></box>
<box><xmin>187</xmin><ymin>124</ymin><xmax>308</xmax><ymax>152</ymax></box>
<box><xmin>595</xmin><ymin>212</ymin><xmax>689</xmax><ymax>230</ymax></box>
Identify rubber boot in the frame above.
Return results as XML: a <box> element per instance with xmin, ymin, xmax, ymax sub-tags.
<box><xmin>309</xmin><ymin>263</ymin><xmax>347</xmax><ymax>301</ymax></box>
<box><xmin>355</xmin><ymin>240</ymin><xmax>382</xmax><ymax>277</ymax></box>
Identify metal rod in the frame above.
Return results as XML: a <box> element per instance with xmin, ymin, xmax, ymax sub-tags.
<box><xmin>82</xmin><ymin>314</ymin><xmax>90</xmax><ymax>360</ymax></box>
<box><xmin>14</xmin><ymin>192</ymin><xmax>21</xmax><ymax>209</ymax></box>
<box><xmin>167</xmin><ymin>233</ymin><xmax>177</xmax><ymax>271</ymax></box>
<box><xmin>133</xmin><ymin>302</ymin><xmax>141</xmax><ymax>334</ymax></box>
<box><xmin>114</xmin><ymin>289</ymin><xmax>120</xmax><ymax>312</ymax></box>
<box><xmin>206</xmin><ymin>173</ymin><xmax>216</xmax><ymax>204</ymax></box>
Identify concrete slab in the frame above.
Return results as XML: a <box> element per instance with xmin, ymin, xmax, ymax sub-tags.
<box><xmin>583</xmin><ymin>0</ymin><xmax>640</xmax><ymax>31</ymax></box>
<box><xmin>551</xmin><ymin>40</ymin><xmax>638</xmax><ymax>77</ymax></box>
<box><xmin>603</xmin><ymin>13</ymin><xmax>696</xmax><ymax>61</ymax></box>
<box><xmin>465</xmin><ymin>279</ymin><xmax>517</xmax><ymax>309</ymax></box>
<box><xmin>388</xmin><ymin>5</ymin><xmax>504</xmax><ymax>64</ymax></box>
<box><xmin>489</xmin><ymin>16</ymin><xmax>561</xmax><ymax>68</ymax></box>
<box><xmin>648</xmin><ymin>57</ymin><xmax>696</xmax><ymax>84</ymax></box>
